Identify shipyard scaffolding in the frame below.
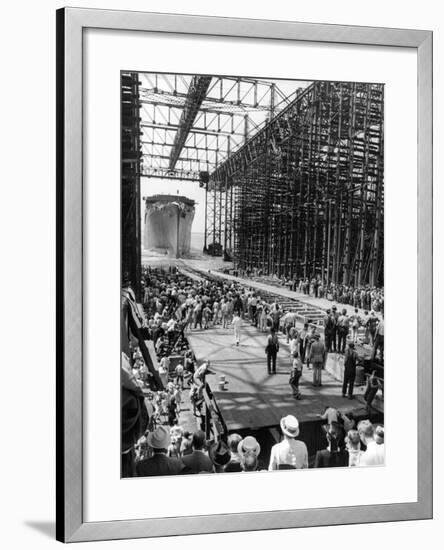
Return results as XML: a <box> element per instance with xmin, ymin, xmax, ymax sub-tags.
<box><xmin>210</xmin><ymin>81</ymin><xmax>384</xmax><ymax>287</ymax></box>
<box><xmin>125</xmin><ymin>74</ymin><xmax>384</xmax><ymax>290</ymax></box>
<box><xmin>121</xmin><ymin>72</ymin><xmax>143</xmax><ymax>300</ymax></box>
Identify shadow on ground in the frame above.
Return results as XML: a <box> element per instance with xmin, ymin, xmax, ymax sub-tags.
<box><xmin>24</xmin><ymin>521</ymin><xmax>55</xmax><ymax>538</ymax></box>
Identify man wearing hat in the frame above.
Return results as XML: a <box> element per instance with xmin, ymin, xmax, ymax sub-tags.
<box><xmin>309</xmin><ymin>333</ymin><xmax>326</xmax><ymax>387</ymax></box>
<box><xmin>342</xmin><ymin>341</ymin><xmax>358</xmax><ymax>399</ymax></box>
<box><xmin>237</xmin><ymin>435</ymin><xmax>261</xmax><ymax>458</ymax></box>
<box><xmin>269</xmin><ymin>415</ymin><xmax>308</xmax><ymax>470</ymax></box>
<box><xmin>323</xmin><ymin>309</ymin><xmax>336</xmax><ymax>353</ymax></box>
<box><xmin>237</xmin><ymin>436</ymin><xmax>263</xmax><ymax>471</ymax></box>
<box><xmin>181</xmin><ymin>430</ymin><xmax>214</xmax><ymax>474</ymax></box>
<box><xmin>314</xmin><ymin>422</ymin><xmax>347</xmax><ymax>468</ymax></box>
<box><xmin>136</xmin><ymin>426</ymin><xmax>184</xmax><ymax>477</ymax></box>
<box><xmin>223</xmin><ymin>434</ymin><xmax>243</xmax><ymax>472</ymax></box>
<box><xmin>209</xmin><ymin>440</ymin><xmax>232</xmax><ymax>473</ymax></box>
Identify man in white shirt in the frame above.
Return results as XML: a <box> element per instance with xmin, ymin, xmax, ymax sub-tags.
<box><xmin>269</xmin><ymin>415</ymin><xmax>308</xmax><ymax>470</ymax></box>
<box><xmin>357</xmin><ymin>420</ymin><xmax>385</xmax><ymax>467</ymax></box>
<box><xmin>231</xmin><ymin>312</ymin><xmax>242</xmax><ymax>346</ymax></box>
<box><xmin>289</xmin><ymin>334</ymin><xmax>298</xmax><ymax>357</ymax></box>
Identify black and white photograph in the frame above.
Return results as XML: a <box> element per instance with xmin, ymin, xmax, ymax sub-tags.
<box><xmin>121</xmin><ymin>72</ymin><xmax>385</xmax><ymax>477</ymax></box>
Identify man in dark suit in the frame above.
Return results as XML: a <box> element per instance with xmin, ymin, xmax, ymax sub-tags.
<box><xmin>309</xmin><ymin>333</ymin><xmax>326</xmax><ymax>387</ymax></box>
<box><xmin>136</xmin><ymin>426</ymin><xmax>184</xmax><ymax>477</ymax></box>
<box><xmin>265</xmin><ymin>328</ymin><xmax>280</xmax><ymax>374</ymax></box>
<box><xmin>323</xmin><ymin>309</ymin><xmax>336</xmax><ymax>353</ymax></box>
<box><xmin>314</xmin><ymin>424</ymin><xmax>347</xmax><ymax>468</ymax></box>
<box><xmin>342</xmin><ymin>342</ymin><xmax>358</xmax><ymax>399</ymax></box>
<box><xmin>181</xmin><ymin>430</ymin><xmax>214</xmax><ymax>474</ymax></box>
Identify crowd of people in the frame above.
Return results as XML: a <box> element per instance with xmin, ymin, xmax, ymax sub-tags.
<box><xmin>133</xmin><ymin>412</ymin><xmax>384</xmax><ymax>476</ymax></box>
<box><xmin>122</xmin><ymin>266</ymin><xmax>384</xmax><ymax>478</ymax></box>
<box><xmin>292</xmin><ymin>278</ymin><xmax>384</xmax><ymax>314</ymax></box>
<box><xmin>238</xmin><ymin>269</ymin><xmax>384</xmax><ymax>313</ymax></box>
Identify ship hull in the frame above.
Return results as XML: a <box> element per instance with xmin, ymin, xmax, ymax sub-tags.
<box><xmin>143</xmin><ymin>197</ymin><xmax>195</xmax><ymax>257</ymax></box>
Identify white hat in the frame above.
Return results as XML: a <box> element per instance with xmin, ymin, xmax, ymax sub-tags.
<box><xmin>280</xmin><ymin>415</ymin><xmax>300</xmax><ymax>438</ymax></box>
<box><xmin>237</xmin><ymin>436</ymin><xmax>261</xmax><ymax>457</ymax></box>
<box><xmin>147</xmin><ymin>426</ymin><xmax>170</xmax><ymax>449</ymax></box>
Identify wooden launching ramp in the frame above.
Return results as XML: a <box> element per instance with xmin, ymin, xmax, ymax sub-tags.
<box><xmin>187</xmin><ymin>321</ymin><xmax>371</xmax><ymax>433</ymax></box>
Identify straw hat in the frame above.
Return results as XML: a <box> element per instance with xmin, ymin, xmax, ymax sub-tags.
<box><xmin>280</xmin><ymin>415</ymin><xmax>300</xmax><ymax>438</ymax></box>
<box><xmin>237</xmin><ymin>436</ymin><xmax>261</xmax><ymax>457</ymax></box>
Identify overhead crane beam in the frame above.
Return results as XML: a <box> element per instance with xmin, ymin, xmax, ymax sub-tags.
<box><xmin>141</xmin><ymin>167</ymin><xmax>201</xmax><ymax>182</ymax></box>
<box><xmin>140</xmin><ymin>98</ymin><xmax>266</xmax><ymax>115</ymax></box>
<box><xmin>168</xmin><ymin>76</ymin><xmax>213</xmax><ymax>170</ymax></box>
<box><xmin>143</xmin><ymin>152</ymin><xmax>213</xmax><ymax>165</ymax></box>
<box><xmin>141</xmin><ymin>141</ymin><xmax>227</xmax><ymax>154</ymax></box>
<box><xmin>141</xmin><ymin>122</ymin><xmax>244</xmax><ymax>138</ymax></box>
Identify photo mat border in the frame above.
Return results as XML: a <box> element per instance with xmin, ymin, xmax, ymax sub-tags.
<box><xmin>56</xmin><ymin>7</ymin><xmax>433</xmax><ymax>543</ymax></box>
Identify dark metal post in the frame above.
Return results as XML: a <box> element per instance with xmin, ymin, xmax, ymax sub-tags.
<box><xmin>176</xmin><ymin>205</ymin><xmax>180</xmax><ymax>259</ymax></box>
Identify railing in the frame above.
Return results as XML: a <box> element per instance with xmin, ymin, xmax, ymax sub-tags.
<box><xmin>201</xmin><ymin>383</ymin><xmax>228</xmax><ymax>442</ymax></box>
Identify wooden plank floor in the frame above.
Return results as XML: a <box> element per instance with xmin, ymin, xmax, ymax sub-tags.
<box><xmin>187</xmin><ymin>321</ymin><xmax>369</xmax><ymax>432</ymax></box>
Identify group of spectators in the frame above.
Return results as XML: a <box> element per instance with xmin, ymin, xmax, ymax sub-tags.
<box><xmin>123</xmin><ymin>266</ymin><xmax>384</xmax><ymax>478</ymax></box>
<box><xmin>322</xmin><ymin>306</ymin><xmax>384</xmax><ymax>361</ymax></box>
<box><xmin>270</xmin><ymin>305</ymin><xmax>383</xmax><ymax>399</ymax></box>
<box><xmin>294</xmin><ymin>277</ymin><xmax>384</xmax><ymax>312</ymax></box>
<box><xmin>141</xmin><ymin>266</ymin><xmax>290</xmax><ymax>340</ymax></box>
<box><xmin>293</xmin><ymin>278</ymin><xmax>384</xmax><ymax>313</ymax></box>
<box><xmin>314</xmin><ymin>408</ymin><xmax>384</xmax><ymax>468</ymax></box>
<box><xmin>133</xmin><ymin>411</ymin><xmax>384</xmax><ymax>476</ymax></box>
<box><xmin>245</xmin><ymin>271</ymin><xmax>384</xmax><ymax>313</ymax></box>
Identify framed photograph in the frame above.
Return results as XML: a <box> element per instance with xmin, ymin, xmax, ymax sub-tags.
<box><xmin>56</xmin><ymin>7</ymin><xmax>433</xmax><ymax>543</ymax></box>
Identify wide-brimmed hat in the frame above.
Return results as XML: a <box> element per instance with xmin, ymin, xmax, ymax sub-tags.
<box><xmin>147</xmin><ymin>426</ymin><xmax>170</xmax><ymax>449</ymax></box>
<box><xmin>209</xmin><ymin>440</ymin><xmax>231</xmax><ymax>466</ymax></box>
<box><xmin>280</xmin><ymin>415</ymin><xmax>300</xmax><ymax>438</ymax></box>
<box><xmin>237</xmin><ymin>436</ymin><xmax>261</xmax><ymax>457</ymax></box>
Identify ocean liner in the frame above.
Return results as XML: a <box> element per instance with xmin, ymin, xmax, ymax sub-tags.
<box><xmin>143</xmin><ymin>194</ymin><xmax>196</xmax><ymax>257</ymax></box>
